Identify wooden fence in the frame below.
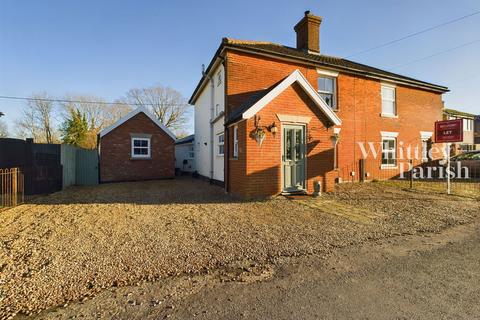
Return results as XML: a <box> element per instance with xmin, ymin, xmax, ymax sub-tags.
<box><xmin>0</xmin><ymin>168</ymin><xmax>24</xmax><ymax>208</ymax></box>
<box><xmin>60</xmin><ymin>145</ymin><xmax>99</xmax><ymax>188</ymax></box>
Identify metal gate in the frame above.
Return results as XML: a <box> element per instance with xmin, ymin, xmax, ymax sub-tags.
<box><xmin>75</xmin><ymin>149</ymin><xmax>99</xmax><ymax>186</ymax></box>
<box><xmin>0</xmin><ymin>168</ymin><xmax>24</xmax><ymax>208</ymax></box>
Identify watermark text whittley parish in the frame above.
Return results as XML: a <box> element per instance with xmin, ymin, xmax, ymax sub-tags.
<box><xmin>357</xmin><ymin>141</ymin><xmax>470</xmax><ymax>179</ymax></box>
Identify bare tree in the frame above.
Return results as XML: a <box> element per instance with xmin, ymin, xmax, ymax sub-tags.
<box><xmin>60</xmin><ymin>95</ymin><xmax>132</xmax><ymax>149</ymax></box>
<box><xmin>61</xmin><ymin>95</ymin><xmax>132</xmax><ymax>130</ymax></box>
<box><xmin>0</xmin><ymin>119</ymin><xmax>8</xmax><ymax>138</ymax></box>
<box><xmin>123</xmin><ymin>86</ymin><xmax>190</xmax><ymax>131</ymax></box>
<box><xmin>15</xmin><ymin>93</ymin><xmax>58</xmax><ymax>143</ymax></box>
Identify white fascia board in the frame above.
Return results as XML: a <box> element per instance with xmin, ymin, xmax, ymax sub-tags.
<box><xmin>99</xmin><ymin>107</ymin><xmax>176</xmax><ymax>140</ymax></box>
<box><xmin>241</xmin><ymin>69</ymin><xmax>342</xmax><ymax>126</ymax></box>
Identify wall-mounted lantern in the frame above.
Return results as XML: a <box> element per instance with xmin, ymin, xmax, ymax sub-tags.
<box><xmin>268</xmin><ymin>122</ymin><xmax>278</xmax><ymax>136</ymax></box>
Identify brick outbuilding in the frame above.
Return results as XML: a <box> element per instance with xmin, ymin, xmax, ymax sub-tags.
<box><xmin>99</xmin><ymin>107</ymin><xmax>176</xmax><ymax>183</ymax></box>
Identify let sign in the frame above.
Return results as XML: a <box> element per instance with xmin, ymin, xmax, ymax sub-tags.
<box><xmin>435</xmin><ymin>119</ymin><xmax>463</xmax><ymax>143</ymax></box>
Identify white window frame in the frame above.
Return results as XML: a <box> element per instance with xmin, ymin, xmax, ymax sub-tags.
<box><xmin>380</xmin><ymin>131</ymin><xmax>398</xmax><ymax>168</ymax></box>
<box><xmin>131</xmin><ymin>137</ymin><xmax>151</xmax><ymax>159</ymax></box>
<box><xmin>317</xmin><ymin>69</ymin><xmax>338</xmax><ymax>110</ymax></box>
<box><xmin>233</xmin><ymin>125</ymin><xmax>238</xmax><ymax>158</ymax></box>
<box><xmin>217</xmin><ymin>132</ymin><xmax>224</xmax><ymax>156</ymax></box>
<box><xmin>381</xmin><ymin>83</ymin><xmax>397</xmax><ymax>117</ymax></box>
<box><xmin>464</xmin><ymin>118</ymin><xmax>473</xmax><ymax>131</ymax></box>
<box><xmin>188</xmin><ymin>144</ymin><xmax>194</xmax><ymax>159</ymax></box>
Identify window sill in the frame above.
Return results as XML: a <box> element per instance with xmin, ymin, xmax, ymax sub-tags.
<box><xmin>229</xmin><ymin>157</ymin><xmax>238</xmax><ymax>161</ymax></box>
<box><xmin>131</xmin><ymin>157</ymin><xmax>151</xmax><ymax>160</ymax></box>
<box><xmin>381</xmin><ymin>113</ymin><xmax>398</xmax><ymax>118</ymax></box>
<box><xmin>380</xmin><ymin>164</ymin><xmax>397</xmax><ymax>169</ymax></box>
<box><xmin>217</xmin><ymin>154</ymin><xmax>224</xmax><ymax>157</ymax></box>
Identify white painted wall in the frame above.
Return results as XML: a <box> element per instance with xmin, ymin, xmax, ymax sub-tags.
<box><xmin>175</xmin><ymin>143</ymin><xmax>195</xmax><ymax>172</ymax></box>
<box><xmin>213</xmin><ymin>117</ymin><xmax>225</xmax><ymax>181</ymax></box>
<box><xmin>194</xmin><ymin>63</ymin><xmax>225</xmax><ymax>181</ymax></box>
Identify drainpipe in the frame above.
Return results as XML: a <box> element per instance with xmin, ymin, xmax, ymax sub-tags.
<box><xmin>202</xmin><ymin>64</ymin><xmax>215</xmax><ymax>181</ymax></box>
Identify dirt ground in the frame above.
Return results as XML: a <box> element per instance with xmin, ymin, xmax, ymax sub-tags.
<box><xmin>0</xmin><ymin>178</ymin><xmax>479</xmax><ymax>319</ymax></box>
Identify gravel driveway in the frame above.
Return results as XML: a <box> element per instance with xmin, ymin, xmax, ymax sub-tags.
<box><xmin>0</xmin><ymin>178</ymin><xmax>478</xmax><ymax>318</ymax></box>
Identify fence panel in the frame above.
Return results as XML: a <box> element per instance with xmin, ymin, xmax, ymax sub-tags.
<box><xmin>61</xmin><ymin>144</ymin><xmax>77</xmax><ymax>188</ymax></box>
<box><xmin>0</xmin><ymin>168</ymin><xmax>24</xmax><ymax>208</ymax></box>
<box><xmin>75</xmin><ymin>149</ymin><xmax>99</xmax><ymax>186</ymax></box>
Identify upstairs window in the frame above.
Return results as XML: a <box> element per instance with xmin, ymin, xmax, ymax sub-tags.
<box><xmin>318</xmin><ymin>76</ymin><xmax>337</xmax><ymax>109</ymax></box>
<box><xmin>381</xmin><ymin>84</ymin><xmax>396</xmax><ymax>116</ymax></box>
<box><xmin>217</xmin><ymin>71</ymin><xmax>222</xmax><ymax>86</ymax></box>
<box><xmin>131</xmin><ymin>137</ymin><xmax>150</xmax><ymax>158</ymax></box>
<box><xmin>217</xmin><ymin>133</ymin><xmax>224</xmax><ymax>156</ymax></box>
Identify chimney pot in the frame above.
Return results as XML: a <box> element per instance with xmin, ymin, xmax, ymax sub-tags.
<box><xmin>294</xmin><ymin>11</ymin><xmax>322</xmax><ymax>54</ymax></box>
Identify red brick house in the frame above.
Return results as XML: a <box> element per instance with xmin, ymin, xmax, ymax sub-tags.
<box><xmin>99</xmin><ymin>107</ymin><xmax>176</xmax><ymax>183</ymax></box>
<box><xmin>189</xmin><ymin>11</ymin><xmax>449</xmax><ymax>198</ymax></box>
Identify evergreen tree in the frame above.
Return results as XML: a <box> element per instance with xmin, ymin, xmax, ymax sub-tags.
<box><xmin>61</xmin><ymin>109</ymin><xmax>88</xmax><ymax>147</ymax></box>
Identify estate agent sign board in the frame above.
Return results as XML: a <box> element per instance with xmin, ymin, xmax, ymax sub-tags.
<box><xmin>435</xmin><ymin>119</ymin><xmax>463</xmax><ymax>143</ymax></box>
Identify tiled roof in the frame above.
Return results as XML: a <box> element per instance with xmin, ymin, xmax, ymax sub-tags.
<box><xmin>224</xmin><ymin>38</ymin><xmax>448</xmax><ymax>92</ymax></box>
<box><xmin>175</xmin><ymin>134</ymin><xmax>194</xmax><ymax>145</ymax></box>
<box><xmin>189</xmin><ymin>38</ymin><xmax>448</xmax><ymax>104</ymax></box>
<box><xmin>226</xmin><ymin>79</ymin><xmax>284</xmax><ymax>125</ymax></box>
<box><xmin>444</xmin><ymin>108</ymin><xmax>476</xmax><ymax>118</ymax></box>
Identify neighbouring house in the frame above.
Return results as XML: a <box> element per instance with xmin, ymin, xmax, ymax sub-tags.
<box><xmin>99</xmin><ymin>107</ymin><xmax>176</xmax><ymax>183</ymax></box>
<box><xmin>190</xmin><ymin>11</ymin><xmax>449</xmax><ymax>198</ymax></box>
<box><xmin>175</xmin><ymin>134</ymin><xmax>195</xmax><ymax>173</ymax></box>
<box><xmin>444</xmin><ymin>108</ymin><xmax>479</xmax><ymax>153</ymax></box>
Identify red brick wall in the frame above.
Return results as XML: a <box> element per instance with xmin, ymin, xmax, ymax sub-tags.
<box><xmin>238</xmin><ymin>83</ymin><xmax>334</xmax><ymax>198</ymax></box>
<box><xmin>100</xmin><ymin>112</ymin><xmax>174</xmax><ymax>182</ymax></box>
<box><xmin>225</xmin><ymin>50</ymin><xmax>444</xmax><ymax>197</ymax></box>
<box><xmin>335</xmin><ymin>74</ymin><xmax>444</xmax><ymax>181</ymax></box>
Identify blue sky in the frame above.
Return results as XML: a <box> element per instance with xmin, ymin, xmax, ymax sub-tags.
<box><xmin>1</xmin><ymin>0</ymin><xmax>479</xmax><ymax>135</ymax></box>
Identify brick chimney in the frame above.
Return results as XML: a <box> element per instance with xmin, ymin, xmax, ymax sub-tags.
<box><xmin>294</xmin><ymin>11</ymin><xmax>322</xmax><ymax>54</ymax></box>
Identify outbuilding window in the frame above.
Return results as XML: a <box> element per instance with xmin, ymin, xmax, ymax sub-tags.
<box><xmin>217</xmin><ymin>133</ymin><xmax>224</xmax><ymax>156</ymax></box>
<box><xmin>188</xmin><ymin>145</ymin><xmax>194</xmax><ymax>159</ymax></box>
<box><xmin>131</xmin><ymin>137</ymin><xmax>151</xmax><ymax>158</ymax></box>
<box><xmin>233</xmin><ymin>126</ymin><xmax>238</xmax><ymax>158</ymax></box>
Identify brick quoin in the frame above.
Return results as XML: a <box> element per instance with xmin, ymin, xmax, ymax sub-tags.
<box><xmin>225</xmin><ymin>50</ymin><xmax>444</xmax><ymax>197</ymax></box>
<box><xmin>100</xmin><ymin>113</ymin><xmax>175</xmax><ymax>182</ymax></box>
